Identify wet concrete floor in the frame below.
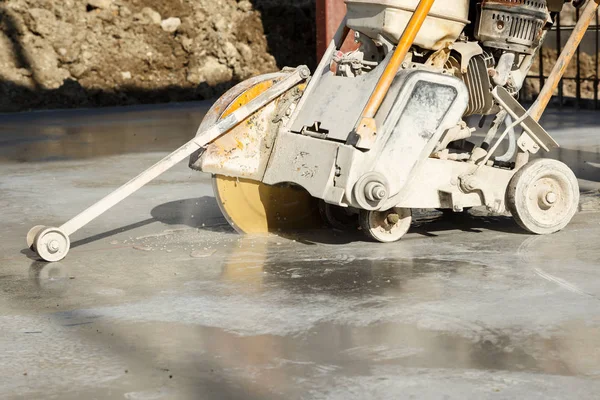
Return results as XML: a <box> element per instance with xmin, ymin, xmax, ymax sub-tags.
<box><xmin>1</xmin><ymin>103</ymin><xmax>600</xmax><ymax>399</ymax></box>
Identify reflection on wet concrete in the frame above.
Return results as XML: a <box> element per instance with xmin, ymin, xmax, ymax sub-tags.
<box><xmin>29</xmin><ymin>262</ymin><xmax>71</xmax><ymax>292</ymax></box>
<box><xmin>2</xmin><ymin>104</ymin><xmax>600</xmax><ymax>398</ymax></box>
<box><xmin>0</xmin><ymin>102</ymin><xmax>210</xmax><ymax>163</ymax></box>
<box><xmin>16</xmin><ymin>227</ymin><xmax>600</xmax><ymax>398</ymax></box>
<box><xmin>0</xmin><ymin>104</ymin><xmax>598</xmax><ymax>188</ymax></box>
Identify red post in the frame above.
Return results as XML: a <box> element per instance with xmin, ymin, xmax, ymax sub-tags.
<box><xmin>316</xmin><ymin>0</ymin><xmax>356</xmax><ymax>58</ymax></box>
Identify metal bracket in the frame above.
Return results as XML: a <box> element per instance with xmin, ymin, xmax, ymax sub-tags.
<box><xmin>491</xmin><ymin>86</ymin><xmax>559</xmax><ymax>154</ymax></box>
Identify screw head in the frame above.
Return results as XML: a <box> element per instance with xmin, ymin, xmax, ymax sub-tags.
<box><xmin>297</xmin><ymin>65</ymin><xmax>311</xmax><ymax>79</ymax></box>
<box><xmin>365</xmin><ymin>182</ymin><xmax>387</xmax><ymax>202</ymax></box>
<box><xmin>545</xmin><ymin>192</ymin><xmax>558</xmax><ymax>204</ymax></box>
<box><xmin>47</xmin><ymin>240</ymin><xmax>60</xmax><ymax>253</ymax></box>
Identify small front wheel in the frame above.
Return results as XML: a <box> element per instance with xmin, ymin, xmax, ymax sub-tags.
<box><xmin>506</xmin><ymin>158</ymin><xmax>579</xmax><ymax>235</ymax></box>
<box><xmin>31</xmin><ymin>227</ymin><xmax>71</xmax><ymax>263</ymax></box>
<box><xmin>359</xmin><ymin>208</ymin><xmax>412</xmax><ymax>243</ymax></box>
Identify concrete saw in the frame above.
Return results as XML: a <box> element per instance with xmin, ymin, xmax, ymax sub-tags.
<box><xmin>27</xmin><ymin>0</ymin><xmax>594</xmax><ymax>262</ymax></box>
<box><xmin>189</xmin><ymin>72</ymin><xmax>322</xmax><ymax>233</ymax></box>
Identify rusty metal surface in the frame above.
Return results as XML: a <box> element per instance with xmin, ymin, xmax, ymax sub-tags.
<box><xmin>317</xmin><ymin>0</ymin><xmax>356</xmax><ymax>58</ymax></box>
<box><xmin>524</xmin><ymin>1</ymin><xmax>600</xmax><ymax>109</ymax></box>
<box><xmin>477</xmin><ymin>0</ymin><xmax>549</xmax><ymax>54</ymax></box>
<box><xmin>200</xmin><ymin>80</ymin><xmax>280</xmax><ymax>180</ymax></box>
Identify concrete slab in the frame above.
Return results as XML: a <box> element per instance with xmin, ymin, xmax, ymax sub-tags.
<box><xmin>1</xmin><ymin>104</ymin><xmax>600</xmax><ymax>399</ymax></box>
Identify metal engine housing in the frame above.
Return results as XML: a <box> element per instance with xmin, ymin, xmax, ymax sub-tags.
<box><xmin>476</xmin><ymin>0</ymin><xmax>551</xmax><ymax>54</ymax></box>
<box><xmin>461</xmin><ymin>52</ymin><xmax>497</xmax><ymax>116</ymax></box>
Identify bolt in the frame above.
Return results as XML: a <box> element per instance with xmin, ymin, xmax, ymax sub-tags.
<box><xmin>545</xmin><ymin>192</ymin><xmax>558</xmax><ymax>204</ymax></box>
<box><xmin>298</xmin><ymin>65</ymin><xmax>311</xmax><ymax>79</ymax></box>
<box><xmin>47</xmin><ymin>240</ymin><xmax>60</xmax><ymax>254</ymax></box>
<box><xmin>387</xmin><ymin>213</ymin><xmax>400</xmax><ymax>225</ymax></box>
<box><xmin>365</xmin><ymin>182</ymin><xmax>387</xmax><ymax>202</ymax></box>
<box><xmin>374</xmin><ymin>187</ymin><xmax>387</xmax><ymax>200</ymax></box>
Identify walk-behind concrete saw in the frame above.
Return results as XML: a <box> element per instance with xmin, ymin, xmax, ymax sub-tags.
<box><xmin>28</xmin><ymin>0</ymin><xmax>597</xmax><ymax>262</ymax></box>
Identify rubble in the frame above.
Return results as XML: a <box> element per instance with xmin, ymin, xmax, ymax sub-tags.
<box><xmin>0</xmin><ymin>0</ymin><xmax>316</xmax><ymax>112</ymax></box>
<box><xmin>160</xmin><ymin>17</ymin><xmax>181</xmax><ymax>33</ymax></box>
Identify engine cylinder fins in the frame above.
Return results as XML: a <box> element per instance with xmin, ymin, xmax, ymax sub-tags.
<box><xmin>461</xmin><ymin>52</ymin><xmax>497</xmax><ymax>117</ymax></box>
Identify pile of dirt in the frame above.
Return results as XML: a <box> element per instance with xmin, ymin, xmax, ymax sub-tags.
<box><xmin>0</xmin><ymin>1</ymin><xmax>597</xmax><ymax>112</ymax></box>
<box><xmin>0</xmin><ymin>0</ymin><xmax>316</xmax><ymax>112</ymax></box>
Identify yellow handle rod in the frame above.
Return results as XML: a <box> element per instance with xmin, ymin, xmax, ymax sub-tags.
<box><xmin>362</xmin><ymin>0</ymin><xmax>436</xmax><ymax>119</ymax></box>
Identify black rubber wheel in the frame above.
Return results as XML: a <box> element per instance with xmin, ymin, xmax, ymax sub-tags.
<box><xmin>318</xmin><ymin>201</ymin><xmax>358</xmax><ymax>231</ymax></box>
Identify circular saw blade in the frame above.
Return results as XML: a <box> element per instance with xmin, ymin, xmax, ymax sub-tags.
<box><xmin>206</xmin><ymin>75</ymin><xmax>321</xmax><ymax>234</ymax></box>
<box><xmin>212</xmin><ymin>175</ymin><xmax>321</xmax><ymax>234</ymax></box>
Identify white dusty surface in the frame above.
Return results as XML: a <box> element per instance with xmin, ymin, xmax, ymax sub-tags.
<box><xmin>1</xmin><ymin>104</ymin><xmax>600</xmax><ymax>399</ymax></box>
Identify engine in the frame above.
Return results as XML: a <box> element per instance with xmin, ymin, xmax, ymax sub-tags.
<box><xmin>343</xmin><ymin>0</ymin><xmax>556</xmax><ymax>117</ymax></box>
<box><xmin>330</xmin><ymin>0</ymin><xmax>577</xmax><ymax>165</ymax></box>
<box><xmin>461</xmin><ymin>0</ymin><xmax>552</xmax><ymax>115</ymax></box>
<box><xmin>476</xmin><ymin>0</ymin><xmax>550</xmax><ymax>55</ymax></box>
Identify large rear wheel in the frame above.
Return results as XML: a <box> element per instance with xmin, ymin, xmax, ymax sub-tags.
<box><xmin>506</xmin><ymin>159</ymin><xmax>579</xmax><ymax>235</ymax></box>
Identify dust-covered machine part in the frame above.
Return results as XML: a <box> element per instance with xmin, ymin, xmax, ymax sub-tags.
<box><xmin>461</xmin><ymin>52</ymin><xmax>497</xmax><ymax>116</ymax></box>
<box><xmin>476</xmin><ymin>0</ymin><xmax>551</xmax><ymax>54</ymax></box>
<box><xmin>26</xmin><ymin>0</ymin><xmax>595</xmax><ymax>262</ymax></box>
<box><xmin>345</xmin><ymin>0</ymin><xmax>470</xmax><ymax>50</ymax></box>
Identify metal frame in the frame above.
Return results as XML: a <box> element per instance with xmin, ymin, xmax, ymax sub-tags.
<box><xmin>524</xmin><ymin>5</ymin><xmax>600</xmax><ymax>108</ymax></box>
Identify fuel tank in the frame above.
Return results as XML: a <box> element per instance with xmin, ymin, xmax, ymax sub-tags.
<box><xmin>345</xmin><ymin>0</ymin><xmax>470</xmax><ymax>50</ymax></box>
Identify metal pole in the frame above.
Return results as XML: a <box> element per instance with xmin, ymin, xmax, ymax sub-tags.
<box><xmin>317</xmin><ymin>0</ymin><xmax>353</xmax><ymax>59</ymax></box>
<box><xmin>528</xmin><ymin>0</ymin><xmax>600</xmax><ymax>122</ymax></box>
<box><xmin>595</xmin><ymin>9</ymin><xmax>599</xmax><ymax>109</ymax></box>
<box><xmin>576</xmin><ymin>6</ymin><xmax>582</xmax><ymax>108</ymax></box>
<box><xmin>556</xmin><ymin>13</ymin><xmax>564</xmax><ymax>107</ymax></box>
<box><xmin>59</xmin><ymin>67</ymin><xmax>310</xmax><ymax>236</ymax></box>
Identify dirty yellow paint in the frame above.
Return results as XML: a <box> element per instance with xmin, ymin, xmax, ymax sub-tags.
<box><xmin>212</xmin><ymin>78</ymin><xmax>320</xmax><ymax>234</ymax></box>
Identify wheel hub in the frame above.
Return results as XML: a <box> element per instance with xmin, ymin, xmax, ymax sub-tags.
<box><xmin>545</xmin><ymin>192</ymin><xmax>558</xmax><ymax>205</ymax></box>
<box><xmin>532</xmin><ymin>178</ymin><xmax>562</xmax><ymax>211</ymax></box>
<box><xmin>360</xmin><ymin>208</ymin><xmax>412</xmax><ymax>243</ymax></box>
<box><xmin>31</xmin><ymin>227</ymin><xmax>71</xmax><ymax>263</ymax></box>
<box><xmin>48</xmin><ymin>240</ymin><xmax>60</xmax><ymax>253</ymax></box>
<box><xmin>386</xmin><ymin>213</ymin><xmax>400</xmax><ymax>225</ymax></box>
